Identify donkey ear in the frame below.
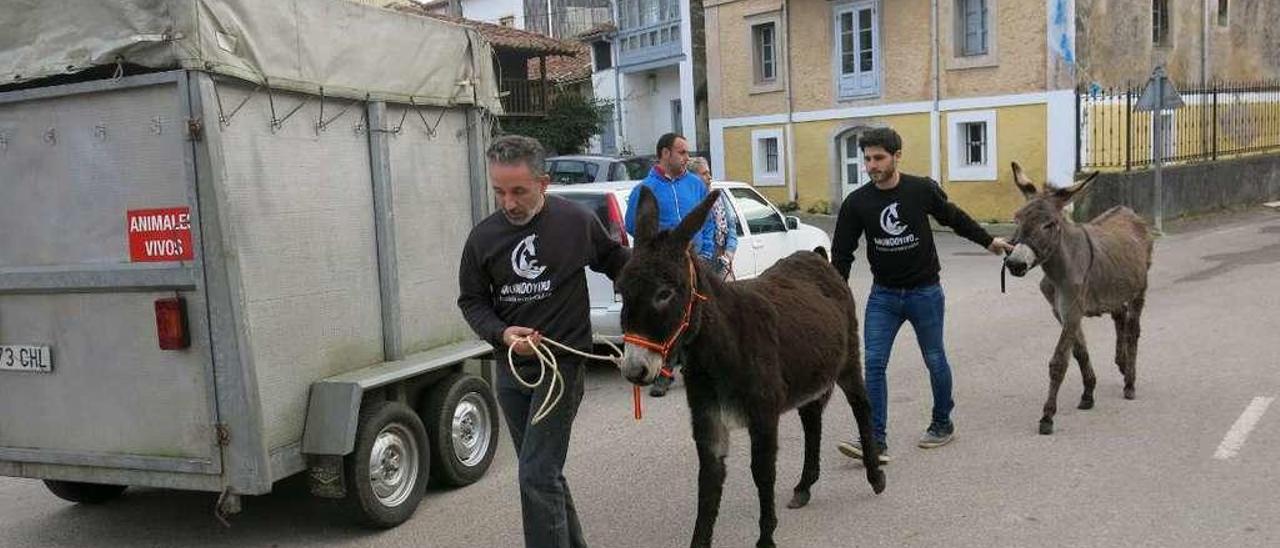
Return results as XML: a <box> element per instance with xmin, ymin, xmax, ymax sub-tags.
<box><xmin>672</xmin><ymin>189</ymin><xmax>721</xmax><ymax>245</ymax></box>
<box><xmin>1051</xmin><ymin>171</ymin><xmax>1099</xmax><ymax>208</ymax></box>
<box><xmin>1010</xmin><ymin>162</ymin><xmax>1038</xmax><ymax>201</ymax></box>
<box><xmin>634</xmin><ymin>185</ymin><xmax>660</xmax><ymax>244</ymax></box>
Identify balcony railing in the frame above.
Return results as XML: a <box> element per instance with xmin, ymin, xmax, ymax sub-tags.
<box><xmin>525</xmin><ymin>7</ymin><xmax>613</xmax><ymax>39</ymax></box>
<box><xmin>500</xmin><ymin>78</ymin><xmax>549</xmax><ymax>116</ymax></box>
<box><xmin>616</xmin><ymin>18</ymin><xmax>682</xmax><ymax>70</ymax></box>
<box><xmin>499</xmin><ymin>78</ymin><xmax>593</xmax><ymax>115</ymax></box>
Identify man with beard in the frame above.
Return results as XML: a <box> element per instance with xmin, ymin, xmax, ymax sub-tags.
<box><xmin>458</xmin><ymin>135</ymin><xmax>629</xmax><ymax>548</ymax></box>
<box><xmin>830</xmin><ymin>127</ymin><xmax>1012</xmax><ymax>464</ymax></box>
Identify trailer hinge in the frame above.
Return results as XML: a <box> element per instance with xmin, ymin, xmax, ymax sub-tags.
<box><xmin>215</xmin><ymin>423</ymin><xmax>231</xmax><ymax>446</ymax></box>
<box><xmin>187</xmin><ymin>117</ymin><xmax>204</xmax><ymax>141</ymax></box>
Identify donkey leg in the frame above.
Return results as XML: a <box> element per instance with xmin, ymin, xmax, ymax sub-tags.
<box><xmin>1041</xmin><ymin>323</ymin><xmax>1079</xmax><ymax>435</ymax></box>
<box><xmin>1111</xmin><ymin>310</ymin><xmax>1131</xmax><ymax>377</ymax></box>
<box><xmin>788</xmin><ymin>392</ymin><xmax>831</xmax><ymax>509</ymax></box>
<box><xmin>1123</xmin><ymin>297</ymin><xmax>1146</xmax><ymax>400</ymax></box>
<box><xmin>1073</xmin><ymin>327</ymin><xmax>1097</xmax><ymax>410</ymax></box>
<box><xmin>837</xmin><ymin>366</ymin><xmax>886</xmax><ymax>493</ymax></box>
<box><xmin>689</xmin><ymin>400</ymin><xmax>729</xmax><ymax>548</ymax></box>
<box><xmin>747</xmin><ymin>415</ymin><xmax>781</xmax><ymax>548</ymax></box>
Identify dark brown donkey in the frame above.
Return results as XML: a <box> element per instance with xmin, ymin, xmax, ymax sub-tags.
<box><xmin>1003</xmin><ymin>162</ymin><xmax>1154</xmax><ymax>435</ymax></box>
<box><xmin>616</xmin><ymin>187</ymin><xmax>885</xmax><ymax>548</ymax></box>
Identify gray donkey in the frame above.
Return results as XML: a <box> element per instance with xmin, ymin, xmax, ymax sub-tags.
<box><xmin>1003</xmin><ymin>162</ymin><xmax>1154</xmax><ymax>435</ymax></box>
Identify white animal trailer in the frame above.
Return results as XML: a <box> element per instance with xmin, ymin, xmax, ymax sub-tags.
<box><xmin>0</xmin><ymin>0</ymin><xmax>505</xmax><ymax>527</ymax></box>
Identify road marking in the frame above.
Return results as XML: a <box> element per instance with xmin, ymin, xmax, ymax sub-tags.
<box><xmin>1214</xmin><ymin>396</ymin><xmax>1275</xmax><ymax>460</ymax></box>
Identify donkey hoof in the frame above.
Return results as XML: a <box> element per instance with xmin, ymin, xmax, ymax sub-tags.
<box><xmin>756</xmin><ymin>539</ymin><xmax>777</xmax><ymax>548</ymax></box>
<box><xmin>1078</xmin><ymin>398</ymin><xmax>1095</xmax><ymax>410</ymax></box>
<box><xmin>869</xmin><ymin>469</ymin><xmax>886</xmax><ymax>494</ymax></box>
<box><xmin>787</xmin><ymin>490</ymin><xmax>811</xmax><ymax>509</ymax></box>
<box><xmin>1039</xmin><ymin>420</ymin><xmax>1054</xmax><ymax>435</ymax></box>
<box><xmin>1124</xmin><ymin>387</ymin><xmax>1136</xmax><ymax>400</ymax></box>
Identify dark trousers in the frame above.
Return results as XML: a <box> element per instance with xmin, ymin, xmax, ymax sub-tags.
<box><xmin>496</xmin><ymin>355</ymin><xmax>588</xmax><ymax>548</ymax></box>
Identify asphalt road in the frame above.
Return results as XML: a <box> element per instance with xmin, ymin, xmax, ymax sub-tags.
<box><xmin>2</xmin><ymin>207</ymin><xmax>1278</xmax><ymax>548</ymax></box>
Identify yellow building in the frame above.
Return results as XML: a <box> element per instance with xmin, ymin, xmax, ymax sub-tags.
<box><xmin>703</xmin><ymin>0</ymin><xmax>1278</xmax><ymax>221</ymax></box>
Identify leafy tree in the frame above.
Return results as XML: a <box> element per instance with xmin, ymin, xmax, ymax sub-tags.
<box><xmin>500</xmin><ymin>94</ymin><xmax>610</xmax><ymax>155</ymax></box>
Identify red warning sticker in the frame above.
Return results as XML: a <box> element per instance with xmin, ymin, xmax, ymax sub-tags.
<box><xmin>128</xmin><ymin>207</ymin><xmax>194</xmax><ymax>262</ymax></box>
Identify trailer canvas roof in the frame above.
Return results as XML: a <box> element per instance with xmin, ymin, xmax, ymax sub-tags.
<box><xmin>0</xmin><ymin>0</ymin><xmax>502</xmax><ymax>112</ymax></box>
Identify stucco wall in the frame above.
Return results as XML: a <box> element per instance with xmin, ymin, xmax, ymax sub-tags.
<box><xmin>1077</xmin><ymin>0</ymin><xmax>1280</xmax><ymax>86</ymax></box>
<box><xmin>941</xmin><ymin>104</ymin><xmax>1049</xmax><ymax>222</ymax></box>
<box><xmin>706</xmin><ymin>0</ymin><xmax>788</xmax><ymax>118</ymax></box>
<box><xmin>708</xmin><ymin>0</ymin><xmax>1052</xmax><ymax>120</ymax></box>
<box><xmin>939</xmin><ymin>0</ymin><xmax>1048</xmax><ymax>98</ymax></box>
<box><xmin>620</xmin><ymin>66</ymin><xmax>683</xmax><ymax>156</ymax></box>
<box><xmin>723</xmin><ymin>102</ymin><xmax>1044</xmax><ymax>221</ymax></box>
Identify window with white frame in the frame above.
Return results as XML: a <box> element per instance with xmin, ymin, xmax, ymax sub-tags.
<box><xmin>643</xmin><ymin>0</ymin><xmax>659</xmax><ymax>25</ymax></box>
<box><xmin>956</xmin><ymin>0</ymin><xmax>988</xmax><ymax>56</ymax></box>
<box><xmin>834</xmin><ymin>1</ymin><xmax>879</xmax><ymax>99</ymax></box>
<box><xmin>747</xmin><ymin>12</ymin><xmax>784</xmax><ymax>93</ymax></box>
<box><xmin>662</xmin><ymin>0</ymin><xmax>679</xmax><ymax>20</ymax></box>
<box><xmin>617</xmin><ymin>0</ymin><xmax>681</xmax><ymax>52</ymax></box>
<box><xmin>947</xmin><ymin>0</ymin><xmax>998</xmax><ymax>69</ymax></box>
<box><xmin>752</xmin><ymin>128</ymin><xmax>786</xmax><ymax>187</ymax></box>
<box><xmin>947</xmin><ymin>110</ymin><xmax>997</xmax><ymax>181</ymax></box>
<box><xmin>838</xmin><ymin>129</ymin><xmax>871</xmax><ymax>196</ymax></box>
<box><xmin>621</xmin><ymin>0</ymin><xmax>637</xmax><ymax>28</ymax></box>
<box><xmin>960</xmin><ymin>122</ymin><xmax>987</xmax><ymax>165</ymax></box>
<box><xmin>752</xmin><ymin>22</ymin><xmax>777</xmax><ymax>85</ymax></box>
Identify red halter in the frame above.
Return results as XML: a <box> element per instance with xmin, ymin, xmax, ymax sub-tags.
<box><xmin>622</xmin><ymin>253</ymin><xmax>709</xmax><ymax>360</ymax></box>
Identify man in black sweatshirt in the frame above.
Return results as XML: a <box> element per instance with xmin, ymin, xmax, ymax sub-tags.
<box><xmin>830</xmin><ymin>127</ymin><xmax>1011</xmax><ymax>464</ymax></box>
<box><xmin>458</xmin><ymin>135</ymin><xmax>629</xmax><ymax>548</ymax></box>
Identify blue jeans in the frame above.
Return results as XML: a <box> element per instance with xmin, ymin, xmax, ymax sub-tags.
<box><xmin>863</xmin><ymin>283</ymin><xmax>955</xmax><ymax>445</ymax></box>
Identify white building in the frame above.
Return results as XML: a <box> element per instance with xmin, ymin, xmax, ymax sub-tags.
<box><xmin>387</xmin><ymin>0</ymin><xmax>699</xmax><ymax>159</ymax></box>
<box><xmin>582</xmin><ymin>0</ymin><xmax>701</xmax><ymax>157</ymax></box>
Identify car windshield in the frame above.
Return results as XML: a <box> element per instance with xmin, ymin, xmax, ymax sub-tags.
<box><xmin>621</xmin><ymin>158</ymin><xmax>653</xmax><ymax>179</ymax></box>
<box><xmin>729</xmin><ymin>188</ymin><xmax>787</xmax><ymax>234</ymax></box>
<box><xmin>547</xmin><ymin>160</ymin><xmax>598</xmax><ymax>184</ymax></box>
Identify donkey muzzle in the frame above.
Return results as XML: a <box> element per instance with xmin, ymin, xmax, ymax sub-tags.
<box><xmin>620</xmin><ymin>344</ymin><xmax>665</xmax><ymax>386</ymax></box>
<box><xmin>1004</xmin><ymin>243</ymin><xmax>1038</xmax><ymax>277</ymax></box>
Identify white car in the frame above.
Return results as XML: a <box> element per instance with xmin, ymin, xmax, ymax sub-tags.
<box><xmin>547</xmin><ymin>181</ymin><xmax>833</xmax><ymax>339</ymax></box>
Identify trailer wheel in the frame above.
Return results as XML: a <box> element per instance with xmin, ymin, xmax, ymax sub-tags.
<box><xmin>421</xmin><ymin>373</ymin><xmax>499</xmax><ymax>487</ymax></box>
<box><xmin>43</xmin><ymin>480</ymin><xmax>127</xmax><ymax>504</ymax></box>
<box><xmin>343</xmin><ymin>401</ymin><xmax>429</xmax><ymax>528</ymax></box>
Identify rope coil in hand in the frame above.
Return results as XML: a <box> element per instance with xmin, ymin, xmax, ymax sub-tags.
<box><xmin>508</xmin><ymin>335</ymin><xmax>626</xmax><ymax>425</ymax></box>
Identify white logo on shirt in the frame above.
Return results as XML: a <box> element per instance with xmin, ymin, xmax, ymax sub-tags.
<box><xmin>879</xmin><ymin>203</ymin><xmax>908</xmax><ymax>236</ymax></box>
<box><xmin>511</xmin><ymin>234</ymin><xmax>547</xmax><ymax>280</ymax></box>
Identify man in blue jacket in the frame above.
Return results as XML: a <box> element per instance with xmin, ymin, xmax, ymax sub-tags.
<box><xmin>624</xmin><ymin>132</ymin><xmax>716</xmax><ymax>397</ymax></box>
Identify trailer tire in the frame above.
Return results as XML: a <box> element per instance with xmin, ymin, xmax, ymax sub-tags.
<box><xmin>43</xmin><ymin>480</ymin><xmax>127</xmax><ymax>504</ymax></box>
<box><xmin>421</xmin><ymin>373</ymin><xmax>499</xmax><ymax>487</ymax></box>
<box><xmin>343</xmin><ymin>401</ymin><xmax>429</xmax><ymax>528</ymax></box>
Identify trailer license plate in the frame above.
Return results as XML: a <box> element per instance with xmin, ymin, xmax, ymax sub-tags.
<box><xmin>0</xmin><ymin>345</ymin><xmax>52</xmax><ymax>373</ymax></box>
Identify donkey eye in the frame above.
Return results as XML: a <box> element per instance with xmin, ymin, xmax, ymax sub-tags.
<box><xmin>654</xmin><ymin>287</ymin><xmax>675</xmax><ymax>305</ymax></box>
<box><xmin>1042</xmin><ymin>221</ymin><xmax>1056</xmax><ymax>230</ymax></box>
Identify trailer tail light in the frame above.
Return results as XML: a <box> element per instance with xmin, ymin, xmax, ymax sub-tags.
<box><xmin>606</xmin><ymin>194</ymin><xmax>629</xmax><ymax>247</ymax></box>
<box><xmin>155</xmin><ymin>297</ymin><xmax>190</xmax><ymax>350</ymax></box>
